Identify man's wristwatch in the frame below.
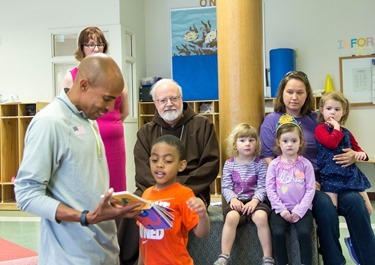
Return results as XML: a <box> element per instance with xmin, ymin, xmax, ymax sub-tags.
<box><xmin>80</xmin><ymin>210</ymin><xmax>89</xmax><ymax>226</ymax></box>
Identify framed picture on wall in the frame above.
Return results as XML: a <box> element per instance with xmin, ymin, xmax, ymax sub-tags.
<box><xmin>339</xmin><ymin>55</ymin><xmax>375</xmax><ymax>106</ymax></box>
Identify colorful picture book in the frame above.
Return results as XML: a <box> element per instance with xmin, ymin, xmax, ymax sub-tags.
<box><xmin>108</xmin><ymin>191</ymin><xmax>174</xmax><ymax>229</ymax></box>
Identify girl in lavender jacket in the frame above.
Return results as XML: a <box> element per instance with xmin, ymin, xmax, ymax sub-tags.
<box><xmin>266</xmin><ymin>114</ymin><xmax>315</xmax><ymax>265</ymax></box>
<box><xmin>214</xmin><ymin>123</ymin><xmax>274</xmax><ymax>265</ymax></box>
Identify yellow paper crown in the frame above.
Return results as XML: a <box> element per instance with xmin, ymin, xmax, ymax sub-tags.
<box><xmin>276</xmin><ymin>114</ymin><xmax>302</xmax><ymax>132</ymax></box>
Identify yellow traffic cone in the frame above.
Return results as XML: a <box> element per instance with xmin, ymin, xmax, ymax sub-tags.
<box><xmin>324</xmin><ymin>74</ymin><xmax>335</xmax><ymax>93</ymax></box>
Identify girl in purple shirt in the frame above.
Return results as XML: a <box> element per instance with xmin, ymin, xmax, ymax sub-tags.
<box><xmin>215</xmin><ymin>123</ymin><xmax>274</xmax><ymax>265</ymax></box>
<box><xmin>266</xmin><ymin>114</ymin><xmax>315</xmax><ymax>265</ymax></box>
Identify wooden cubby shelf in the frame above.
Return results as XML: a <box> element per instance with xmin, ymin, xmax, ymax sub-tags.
<box><xmin>0</xmin><ymin>102</ymin><xmax>48</xmax><ymax>210</ymax></box>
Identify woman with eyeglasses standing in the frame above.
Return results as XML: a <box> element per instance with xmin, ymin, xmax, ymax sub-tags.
<box><xmin>61</xmin><ymin>27</ymin><xmax>128</xmax><ymax>194</ymax></box>
<box><xmin>259</xmin><ymin>71</ymin><xmax>375</xmax><ymax>265</ymax></box>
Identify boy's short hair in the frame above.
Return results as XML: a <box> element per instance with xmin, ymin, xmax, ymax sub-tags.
<box><xmin>152</xmin><ymin>135</ymin><xmax>186</xmax><ymax>160</ymax></box>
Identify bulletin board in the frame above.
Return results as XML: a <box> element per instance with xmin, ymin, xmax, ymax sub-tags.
<box><xmin>339</xmin><ymin>55</ymin><xmax>375</xmax><ymax>106</ymax></box>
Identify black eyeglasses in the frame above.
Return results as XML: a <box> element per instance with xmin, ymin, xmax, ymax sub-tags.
<box><xmin>154</xmin><ymin>96</ymin><xmax>181</xmax><ymax>105</ymax></box>
<box><xmin>83</xmin><ymin>43</ymin><xmax>105</xmax><ymax>50</ymax></box>
<box><xmin>284</xmin><ymin>71</ymin><xmax>308</xmax><ymax>79</ymax></box>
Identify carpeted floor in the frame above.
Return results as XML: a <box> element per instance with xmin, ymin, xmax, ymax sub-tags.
<box><xmin>0</xmin><ymin>238</ymin><xmax>38</xmax><ymax>264</ymax></box>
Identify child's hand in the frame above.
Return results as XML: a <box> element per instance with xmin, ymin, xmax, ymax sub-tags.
<box><xmin>325</xmin><ymin>117</ymin><xmax>340</xmax><ymax>130</ymax></box>
<box><xmin>242</xmin><ymin>199</ymin><xmax>259</xmax><ymax>215</ymax></box>
<box><xmin>280</xmin><ymin>210</ymin><xmax>291</xmax><ymax>222</ymax></box>
<box><xmin>355</xmin><ymin>151</ymin><xmax>366</xmax><ymax>161</ymax></box>
<box><xmin>187</xmin><ymin>197</ymin><xmax>207</xmax><ymax>218</ymax></box>
<box><xmin>290</xmin><ymin>212</ymin><xmax>301</xmax><ymax>223</ymax></box>
<box><xmin>230</xmin><ymin>198</ymin><xmax>244</xmax><ymax>212</ymax></box>
<box><xmin>189</xmin><ymin>198</ymin><xmax>210</xmax><ymax>238</ymax></box>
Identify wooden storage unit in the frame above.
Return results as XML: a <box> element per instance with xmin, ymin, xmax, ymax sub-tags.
<box><xmin>138</xmin><ymin>101</ymin><xmax>157</xmax><ymax>128</ymax></box>
<box><xmin>138</xmin><ymin>100</ymin><xmax>222</xmax><ymax>195</ymax></box>
<box><xmin>0</xmin><ymin>102</ymin><xmax>48</xmax><ymax>210</ymax></box>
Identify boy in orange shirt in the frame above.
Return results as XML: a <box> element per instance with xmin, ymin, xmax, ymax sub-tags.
<box><xmin>138</xmin><ymin>135</ymin><xmax>210</xmax><ymax>265</ymax></box>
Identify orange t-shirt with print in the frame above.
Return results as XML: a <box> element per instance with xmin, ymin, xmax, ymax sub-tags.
<box><xmin>139</xmin><ymin>182</ymin><xmax>199</xmax><ymax>265</ymax></box>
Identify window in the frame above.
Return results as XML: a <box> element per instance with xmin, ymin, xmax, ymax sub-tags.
<box><xmin>53</xmin><ymin>62</ymin><xmax>76</xmax><ymax>95</ymax></box>
<box><xmin>52</xmin><ymin>33</ymin><xmax>77</xmax><ymax>57</ymax></box>
<box><xmin>50</xmin><ymin>29</ymin><xmax>81</xmax><ymax>96</ymax></box>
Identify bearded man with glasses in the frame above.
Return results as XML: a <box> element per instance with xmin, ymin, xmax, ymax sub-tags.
<box><xmin>133</xmin><ymin>78</ymin><xmax>219</xmax><ymax>206</ymax></box>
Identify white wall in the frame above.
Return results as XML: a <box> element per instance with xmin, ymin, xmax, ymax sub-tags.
<box><xmin>144</xmin><ymin>0</ymin><xmax>203</xmax><ymax>77</ymax></box>
<box><xmin>0</xmin><ymin>0</ymin><xmax>122</xmax><ymax>102</ymax></box>
<box><xmin>264</xmin><ymin>0</ymin><xmax>375</xmax><ymax>91</ymax></box>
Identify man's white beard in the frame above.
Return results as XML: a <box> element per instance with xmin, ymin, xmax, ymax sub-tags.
<box><xmin>160</xmin><ymin>105</ymin><xmax>183</xmax><ymax>123</ymax></box>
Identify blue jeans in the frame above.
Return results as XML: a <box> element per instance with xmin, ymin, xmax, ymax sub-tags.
<box><xmin>313</xmin><ymin>190</ymin><xmax>375</xmax><ymax>265</ymax></box>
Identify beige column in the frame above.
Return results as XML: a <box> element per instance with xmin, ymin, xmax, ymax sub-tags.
<box><xmin>217</xmin><ymin>0</ymin><xmax>264</xmax><ymax>160</ymax></box>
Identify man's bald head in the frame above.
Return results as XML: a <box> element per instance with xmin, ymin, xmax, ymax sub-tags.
<box><xmin>76</xmin><ymin>53</ymin><xmax>124</xmax><ymax>91</ymax></box>
<box><xmin>68</xmin><ymin>54</ymin><xmax>125</xmax><ymax>120</ymax></box>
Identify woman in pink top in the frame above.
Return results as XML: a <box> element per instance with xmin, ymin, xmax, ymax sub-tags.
<box><xmin>60</xmin><ymin>26</ymin><xmax>128</xmax><ymax>192</ymax></box>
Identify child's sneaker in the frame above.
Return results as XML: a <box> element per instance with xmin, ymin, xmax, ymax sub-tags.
<box><xmin>262</xmin><ymin>256</ymin><xmax>275</xmax><ymax>265</ymax></box>
<box><xmin>344</xmin><ymin>237</ymin><xmax>360</xmax><ymax>265</ymax></box>
<box><xmin>213</xmin><ymin>254</ymin><xmax>230</xmax><ymax>265</ymax></box>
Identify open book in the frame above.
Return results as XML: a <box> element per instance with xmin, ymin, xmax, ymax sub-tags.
<box><xmin>108</xmin><ymin>191</ymin><xmax>174</xmax><ymax>230</ymax></box>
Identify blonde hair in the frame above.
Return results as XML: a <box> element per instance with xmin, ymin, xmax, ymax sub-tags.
<box><xmin>317</xmin><ymin>91</ymin><xmax>350</xmax><ymax>125</ymax></box>
<box><xmin>226</xmin><ymin>123</ymin><xmax>260</xmax><ymax>158</ymax></box>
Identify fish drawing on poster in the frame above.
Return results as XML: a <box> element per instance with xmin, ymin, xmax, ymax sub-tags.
<box><xmin>171</xmin><ymin>7</ymin><xmax>218</xmax><ymax>100</ymax></box>
<box><xmin>171</xmin><ymin>7</ymin><xmax>217</xmax><ymax>56</ymax></box>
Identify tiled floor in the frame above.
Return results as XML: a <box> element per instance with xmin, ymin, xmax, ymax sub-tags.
<box><xmin>338</xmin><ymin>204</ymin><xmax>375</xmax><ymax>264</ymax></box>
<box><xmin>1</xmin><ymin>201</ymin><xmax>374</xmax><ymax>264</ymax></box>
<box><xmin>0</xmin><ymin>211</ymin><xmax>40</xmax><ymax>252</ymax></box>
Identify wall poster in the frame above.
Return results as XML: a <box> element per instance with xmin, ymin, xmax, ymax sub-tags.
<box><xmin>171</xmin><ymin>7</ymin><xmax>218</xmax><ymax>100</ymax></box>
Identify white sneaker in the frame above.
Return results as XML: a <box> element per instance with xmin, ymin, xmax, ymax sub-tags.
<box><xmin>213</xmin><ymin>254</ymin><xmax>230</xmax><ymax>265</ymax></box>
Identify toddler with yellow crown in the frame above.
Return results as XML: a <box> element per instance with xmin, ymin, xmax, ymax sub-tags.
<box><xmin>266</xmin><ymin>114</ymin><xmax>316</xmax><ymax>265</ymax></box>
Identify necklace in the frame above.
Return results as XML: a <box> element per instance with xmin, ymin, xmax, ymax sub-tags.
<box><xmin>279</xmin><ymin>156</ymin><xmax>298</xmax><ymax>171</ymax></box>
<box><xmin>160</xmin><ymin>125</ymin><xmax>185</xmax><ymax>140</ymax></box>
